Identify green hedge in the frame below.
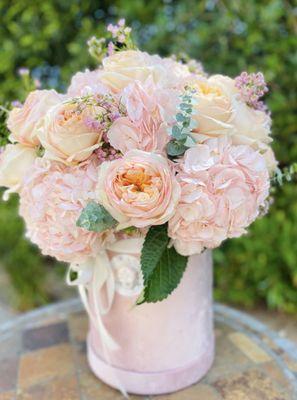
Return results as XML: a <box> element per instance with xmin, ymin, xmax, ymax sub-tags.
<box><xmin>0</xmin><ymin>0</ymin><xmax>296</xmax><ymax>311</ymax></box>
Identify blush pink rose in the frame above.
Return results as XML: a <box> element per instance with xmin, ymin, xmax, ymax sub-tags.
<box><xmin>107</xmin><ymin>78</ymin><xmax>179</xmax><ymax>154</ymax></box>
<box><xmin>168</xmin><ymin>137</ymin><xmax>270</xmax><ymax>256</ymax></box>
<box><xmin>67</xmin><ymin>69</ymin><xmax>109</xmax><ymax>97</ymax></box>
<box><xmin>19</xmin><ymin>157</ymin><xmax>115</xmax><ymax>263</ymax></box>
<box><xmin>7</xmin><ymin>90</ymin><xmax>62</xmax><ymax>146</ymax></box>
<box><xmin>96</xmin><ymin>150</ymin><xmax>181</xmax><ymax>229</ymax></box>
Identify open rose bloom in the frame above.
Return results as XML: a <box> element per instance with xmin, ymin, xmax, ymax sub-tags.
<box><xmin>0</xmin><ymin>20</ymin><xmax>278</xmax><ymax>396</ymax></box>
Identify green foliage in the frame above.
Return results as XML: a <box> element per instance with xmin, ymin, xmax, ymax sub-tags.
<box><xmin>138</xmin><ymin>224</ymin><xmax>188</xmax><ymax>304</ymax></box>
<box><xmin>0</xmin><ymin>192</ymin><xmax>59</xmax><ymax>310</ymax></box>
<box><xmin>0</xmin><ymin>0</ymin><xmax>296</xmax><ymax>311</ymax></box>
<box><xmin>167</xmin><ymin>89</ymin><xmax>197</xmax><ymax>157</ymax></box>
<box><xmin>76</xmin><ymin>201</ymin><xmax>117</xmax><ymax>232</ymax></box>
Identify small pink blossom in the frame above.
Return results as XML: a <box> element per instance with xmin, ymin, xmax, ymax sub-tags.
<box><xmin>235</xmin><ymin>71</ymin><xmax>268</xmax><ymax>110</ymax></box>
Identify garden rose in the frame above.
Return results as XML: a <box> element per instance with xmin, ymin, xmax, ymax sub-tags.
<box><xmin>190</xmin><ymin>76</ymin><xmax>234</xmax><ymax>141</ymax></box>
<box><xmin>0</xmin><ymin>144</ymin><xmax>37</xmax><ymax>190</ymax></box>
<box><xmin>19</xmin><ymin>157</ymin><xmax>114</xmax><ymax>263</ymax></box>
<box><xmin>100</xmin><ymin>50</ymin><xmax>157</xmax><ymax>92</ymax></box>
<box><xmin>7</xmin><ymin>90</ymin><xmax>62</xmax><ymax>146</ymax></box>
<box><xmin>209</xmin><ymin>74</ymin><xmax>272</xmax><ymax>146</ymax></box>
<box><xmin>168</xmin><ymin>138</ymin><xmax>270</xmax><ymax>256</ymax></box>
<box><xmin>96</xmin><ymin>150</ymin><xmax>181</xmax><ymax>228</ymax></box>
<box><xmin>100</xmin><ymin>50</ymin><xmax>190</xmax><ymax>92</ymax></box>
<box><xmin>231</xmin><ymin>101</ymin><xmax>272</xmax><ymax>146</ymax></box>
<box><xmin>38</xmin><ymin>100</ymin><xmax>104</xmax><ymax>164</ymax></box>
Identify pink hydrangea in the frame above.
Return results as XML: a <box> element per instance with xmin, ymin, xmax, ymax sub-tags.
<box><xmin>107</xmin><ymin>77</ymin><xmax>179</xmax><ymax>154</ymax></box>
<box><xmin>168</xmin><ymin>137</ymin><xmax>270</xmax><ymax>256</ymax></box>
<box><xmin>19</xmin><ymin>157</ymin><xmax>115</xmax><ymax>263</ymax></box>
<box><xmin>67</xmin><ymin>69</ymin><xmax>109</xmax><ymax>97</ymax></box>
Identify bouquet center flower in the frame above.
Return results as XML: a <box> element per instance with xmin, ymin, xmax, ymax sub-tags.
<box><xmin>116</xmin><ymin>164</ymin><xmax>160</xmax><ymax>202</ymax></box>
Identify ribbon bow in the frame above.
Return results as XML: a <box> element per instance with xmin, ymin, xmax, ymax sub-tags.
<box><xmin>66</xmin><ymin>237</ymin><xmax>144</xmax><ymax>396</ymax></box>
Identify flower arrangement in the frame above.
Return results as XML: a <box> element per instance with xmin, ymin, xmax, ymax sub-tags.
<box><xmin>0</xmin><ymin>20</ymin><xmax>281</xmax><ymax>305</ymax></box>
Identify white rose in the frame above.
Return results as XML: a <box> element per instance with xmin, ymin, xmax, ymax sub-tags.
<box><xmin>0</xmin><ymin>144</ymin><xmax>37</xmax><ymax>190</ymax></box>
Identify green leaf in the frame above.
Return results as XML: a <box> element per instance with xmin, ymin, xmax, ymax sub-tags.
<box><xmin>166</xmin><ymin>140</ymin><xmax>187</xmax><ymax>156</ymax></box>
<box><xmin>138</xmin><ymin>224</ymin><xmax>188</xmax><ymax>304</ymax></box>
<box><xmin>140</xmin><ymin>224</ymin><xmax>169</xmax><ymax>284</ymax></box>
<box><xmin>176</xmin><ymin>112</ymin><xmax>186</xmax><ymax>122</ymax></box>
<box><xmin>76</xmin><ymin>201</ymin><xmax>117</xmax><ymax>232</ymax></box>
<box><xmin>183</xmin><ymin>135</ymin><xmax>196</xmax><ymax>147</ymax></box>
<box><xmin>171</xmin><ymin>125</ymin><xmax>182</xmax><ymax>138</ymax></box>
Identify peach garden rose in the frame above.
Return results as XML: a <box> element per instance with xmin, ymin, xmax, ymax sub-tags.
<box><xmin>38</xmin><ymin>99</ymin><xmax>105</xmax><ymax>164</ymax></box>
<box><xmin>96</xmin><ymin>149</ymin><xmax>181</xmax><ymax>229</ymax></box>
<box><xmin>7</xmin><ymin>89</ymin><xmax>62</xmax><ymax>147</ymax></box>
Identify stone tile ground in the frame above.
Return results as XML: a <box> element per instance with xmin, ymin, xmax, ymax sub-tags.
<box><xmin>0</xmin><ymin>301</ymin><xmax>296</xmax><ymax>400</ymax></box>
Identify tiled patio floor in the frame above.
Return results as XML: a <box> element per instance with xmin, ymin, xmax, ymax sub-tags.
<box><xmin>0</xmin><ymin>299</ymin><xmax>296</xmax><ymax>400</ymax></box>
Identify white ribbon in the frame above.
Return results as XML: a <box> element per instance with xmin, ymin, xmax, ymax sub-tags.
<box><xmin>66</xmin><ymin>237</ymin><xmax>144</xmax><ymax>397</ymax></box>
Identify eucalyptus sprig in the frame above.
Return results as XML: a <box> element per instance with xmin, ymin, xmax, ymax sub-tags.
<box><xmin>166</xmin><ymin>87</ymin><xmax>198</xmax><ymax>158</ymax></box>
<box><xmin>271</xmin><ymin>163</ymin><xmax>297</xmax><ymax>187</ymax></box>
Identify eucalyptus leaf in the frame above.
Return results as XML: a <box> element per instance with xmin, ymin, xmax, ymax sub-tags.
<box><xmin>171</xmin><ymin>125</ymin><xmax>182</xmax><ymax>138</ymax></box>
<box><xmin>76</xmin><ymin>201</ymin><xmax>117</xmax><ymax>232</ymax></box>
<box><xmin>184</xmin><ymin>135</ymin><xmax>196</xmax><ymax>147</ymax></box>
<box><xmin>166</xmin><ymin>140</ymin><xmax>187</xmax><ymax>156</ymax></box>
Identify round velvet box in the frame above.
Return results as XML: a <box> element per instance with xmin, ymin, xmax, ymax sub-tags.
<box><xmin>87</xmin><ymin>250</ymin><xmax>214</xmax><ymax>396</ymax></box>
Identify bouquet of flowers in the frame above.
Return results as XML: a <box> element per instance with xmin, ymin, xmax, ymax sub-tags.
<box><xmin>0</xmin><ymin>20</ymin><xmax>277</xmax><ymax>305</ymax></box>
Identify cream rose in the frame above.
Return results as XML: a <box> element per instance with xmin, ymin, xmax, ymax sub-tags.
<box><xmin>0</xmin><ymin>144</ymin><xmax>37</xmax><ymax>190</ymax></box>
<box><xmin>208</xmin><ymin>74</ymin><xmax>272</xmax><ymax>146</ymax></box>
<box><xmin>100</xmin><ymin>50</ymin><xmax>162</xmax><ymax>92</ymax></box>
<box><xmin>7</xmin><ymin>90</ymin><xmax>62</xmax><ymax>147</ymax></box>
<box><xmin>38</xmin><ymin>100</ymin><xmax>104</xmax><ymax>164</ymax></box>
<box><xmin>231</xmin><ymin>101</ymin><xmax>272</xmax><ymax>146</ymax></box>
<box><xmin>96</xmin><ymin>150</ymin><xmax>181</xmax><ymax>229</ymax></box>
<box><xmin>191</xmin><ymin>76</ymin><xmax>234</xmax><ymax>142</ymax></box>
<box><xmin>100</xmin><ymin>50</ymin><xmax>190</xmax><ymax>92</ymax></box>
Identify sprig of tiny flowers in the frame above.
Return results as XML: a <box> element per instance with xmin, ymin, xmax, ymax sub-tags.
<box><xmin>67</xmin><ymin>94</ymin><xmax>126</xmax><ymax>134</ymax></box>
<box><xmin>271</xmin><ymin>163</ymin><xmax>297</xmax><ymax>187</ymax></box>
<box><xmin>235</xmin><ymin>71</ymin><xmax>268</xmax><ymax>111</ymax></box>
<box><xmin>95</xmin><ymin>132</ymin><xmax>122</xmax><ymax>163</ymax></box>
<box><xmin>166</xmin><ymin>87</ymin><xmax>198</xmax><ymax>158</ymax></box>
<box><xmin>88</xmin><ymin>19</ymin><xmax>136</xmax><ymax>63</ymax></box>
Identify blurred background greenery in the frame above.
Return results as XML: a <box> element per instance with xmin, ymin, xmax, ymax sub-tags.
<box><xmin>0</xmin><ymin>0</ymin><xmax>296</xmax><ymax>312</ymax></box>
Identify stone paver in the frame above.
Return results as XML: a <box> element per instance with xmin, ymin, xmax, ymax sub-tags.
<box><xmin>0</xmin><ymin>299</ymin><xmax>296</xmax><ymax>400</ymax></box>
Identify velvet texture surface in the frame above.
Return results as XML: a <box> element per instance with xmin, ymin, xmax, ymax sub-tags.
<box><xmin>88</xmin><ymin>250</ymin><xmax>214</xmax><ymax>395</ymax></box>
